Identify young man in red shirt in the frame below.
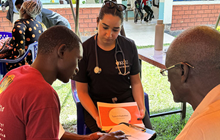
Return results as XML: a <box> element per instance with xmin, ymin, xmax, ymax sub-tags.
<box><xmin>0</xmin><ymin>25</ymin><xmax>128</xmax><ymax>140</ymax></box>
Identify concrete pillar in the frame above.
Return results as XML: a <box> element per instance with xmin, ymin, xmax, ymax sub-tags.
<box><xmin>158</xmin><ymin>0</ymin><xmax>164</xmax><ymax>20</ymax></box>
<box><xmin>159</xmin><ymin>0</ymin><xmax>173</xmax><ymax>24</ymax></box>
<box><xmin>164</xmin><ymin>0</ymin><xmax>173</xmax><ymax>24</ymax></box>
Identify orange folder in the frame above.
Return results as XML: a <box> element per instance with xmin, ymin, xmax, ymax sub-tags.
<box><xmin>97</xmin><ymin>102</ymin><xmax>144</xmax><ymax>131</ymax></box>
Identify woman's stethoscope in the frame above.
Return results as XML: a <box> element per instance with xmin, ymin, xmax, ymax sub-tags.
<box><xmin>94</xmin><ymin>34</ymin><xmax>130</xmax><ymax>76</ymax></box>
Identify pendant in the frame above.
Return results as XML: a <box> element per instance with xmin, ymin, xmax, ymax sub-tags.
<box><xmin>94</xmin><ymin>66</ymin><xmax>101</xmax><ymax>74</ymax></box>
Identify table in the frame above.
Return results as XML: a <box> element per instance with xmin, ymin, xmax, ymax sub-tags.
<box><xmin>138</xmin><ymin>47</ymin><xmax>186</xmax><ymax>120</ymax></box>
<box><xmin>125</xmin><ymin>9</ymin><xmax>134</xmax><ymax>21</ymax></box>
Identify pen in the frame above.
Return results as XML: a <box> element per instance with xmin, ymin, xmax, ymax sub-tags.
<box><xmin>129</xmin><ymin>124</ymin><xmax>146</xmax><ymax>132</ymax></box>
<box><xmin>97</xmin><ymin>132</ymin><xmax>131</xmax><ymax>137</ymax></box>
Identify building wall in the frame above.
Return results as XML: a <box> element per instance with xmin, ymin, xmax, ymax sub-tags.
<box><xmin>0</xmin><ymin>11</ymin><xmax>13</xmax><ymax>32</ymax></box>
<box><xmin>0</xmin><ymin>7</ymin><xmax>101</xmax><ymax>36</ymax></box>
<box><xmin>171</xmin><ymin>4</ymin><xmax>220</xmax><ymax>31</ymax></box>
<box><xmin>2</xmin><ymin>3</ymin><xmax>220</xmax><ymax>34</ymax></box>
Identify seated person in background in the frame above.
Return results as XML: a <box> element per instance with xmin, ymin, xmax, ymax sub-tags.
<box><xmin>134</xmin><ymin>0</ymin><xmax>143</xmax><ymax>23</ymax></box>
<box><xmin>73</xmin><ymin>0</ymin><xmax>152</xmax><ymax>132</ymax></box>
<box><xmin>15</xmin><ymin>0</ymin><xmax>71</xmax><ymax>29</ymax></box>
<box><xmin>164</xmin><ymin>26</ymin><xmax>220</xmax><ymax>139</ymax></box>
<box><xmin>0</xmin><ymin>0</ymin><xmax>43</xmax><ymax>71</ymax></box>
<box><xmin>0</xmin><ymin>25</ymin><xmax>128</xmax><ymax>140</ymax></box>
<box><xmin>142</xmin><ymin>0</ymin><xmax>153</xmax><ymax>22</ymax></box>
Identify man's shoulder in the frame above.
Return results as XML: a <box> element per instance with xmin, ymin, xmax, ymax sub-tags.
<box><xmin>177</xmin><ymin>105</ymin><xmax>220</xmax><ymax>139</ymax></box>
<box><xmin>6</xmin><ymin>66</ymin><xmax>48</xmax><ymax>87</ymax></box>
<box><xmin>41</xmin><ymin>8</ymin><xmax>58</xmax><ymax>18</ymax></box>
<box><xmin>1</xmin><ymin>66</ymin><xmax>54</xmax><ymax>97</ymax></box>
<box><xmin>42</xmin><ymin>8</ymin><xmax>64</xmax><ymax>18</ymax></box>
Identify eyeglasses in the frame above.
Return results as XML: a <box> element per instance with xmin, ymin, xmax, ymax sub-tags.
<box><xmin>103</xmin><ymin>0</ymin><xmax>127</xmax><ymax>12</ymax></box>
<box><xmin>160</xmin><ymin>62</ymin><xmax>194</xmax><ymax>76</ymax></box>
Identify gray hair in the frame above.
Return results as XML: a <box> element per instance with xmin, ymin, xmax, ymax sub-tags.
<box><xmin>166</xmin><ymin>26</ymin><xmax>220</xmax><ymax>74</ymax></box>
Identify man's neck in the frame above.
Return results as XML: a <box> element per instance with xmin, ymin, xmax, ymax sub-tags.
<box><xmin>31</xmin><ymin>56</ymin><xmax>57</xmax><ymax>85</ymax></box>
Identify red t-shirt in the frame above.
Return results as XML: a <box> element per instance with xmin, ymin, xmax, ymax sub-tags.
<box><xmin>0</xmin><ymin>65</ymin><xmax>60</xmax><ymax>140</ymax></box>
<box><xmin>142</xmin><ymin>0</ymin><xmax>149</xmax><ymax>5</ymax></box>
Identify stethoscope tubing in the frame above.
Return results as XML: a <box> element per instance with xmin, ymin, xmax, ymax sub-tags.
<box><xmin>94</xmin><ymin>34</ymin><xmax>129</xmax><ymax>75</ymax></box>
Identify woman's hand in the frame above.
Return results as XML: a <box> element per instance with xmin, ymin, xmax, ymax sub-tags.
<box><xmin>17</xmin><ymin>49</ymin><xmax>29</xmax><ymax>64</ymax></box>
<box><xmin>138</xmin><ymin>108</ymin><xmax>145</xmax><ymax>120</ymax></box>
<box><xmin>18</xmin><ymin>49</ymin><xmax>25</xmax><ymax>58</ymax></box>
<box><xmin>95</xmin><ymin>116</ymin><xmax>102</xmax><ymax>129</ymax></box>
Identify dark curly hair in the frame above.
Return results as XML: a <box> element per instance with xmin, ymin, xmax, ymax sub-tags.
<box><xmin>38</xmin><ymin>25</ymin><xmax>82</xmax><ymax>54</ymax></box>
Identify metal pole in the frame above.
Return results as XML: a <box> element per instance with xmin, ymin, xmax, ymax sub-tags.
<box><xmin>69</xmin><ymin>0</ymin><xmax>81</xmax><ymax>38</ymax></box>
<box><xmin>75</xmin><ymin>0</ymin><xmax>80</xmax><ymax>37</ymax></box>
<box><xmin>215</xmin><ymin>13</ymin><xmax>220</xmax><ymax>29</ymax></box>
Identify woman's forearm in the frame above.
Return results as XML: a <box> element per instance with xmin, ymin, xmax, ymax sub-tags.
<box><xmin>79</xmin><ymin>91</ymin><xmax>99</xmax><ymax>119</ymax></box>
<box><xmin>76</xmin><ymin>82</ymin><xmax>99</xmax><ymax>120</ymax></box>
<box><xmin>132</xmin><ymin>83</ymin><xmax>145</xmax><ymax>110</ymax></box>
<box><xmin>130</xmin><ymin>74</ymin><xmax>145</xmax><ymax>110</ymax></box>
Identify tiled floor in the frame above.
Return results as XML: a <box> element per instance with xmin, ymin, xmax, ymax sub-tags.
<box><xmin>123</xmin><ymin>19</ymin><xmax>175</xmax><ymax>46</ymax></box>
<box><xmin>81</xmin><ymin>19</ymin><xmax>175</xmax><ymax>46</ymax></box>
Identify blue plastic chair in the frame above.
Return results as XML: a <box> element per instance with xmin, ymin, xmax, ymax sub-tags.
<box><xmin>0</xmin><ymin>32</ymin><xmax>12</xmax><ymax>40</ymax></box>
<box><xmin>71</xmin><ymin>80</ymin><xmax>92</xmax><ymax>135</ymax></box>
<box><xmin>0</xmin><ymin>42</ymin><xmax>38</xmax><ymax>76</ymax></box>
<box><xmin>71</xmin><ymin>80</ymin><xmax>150</xmax><ymax>135</ymax></box>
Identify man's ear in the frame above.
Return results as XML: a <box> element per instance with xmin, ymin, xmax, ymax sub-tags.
<box><xmin>57</xmin><ymin>44</ymin><xmax>67</xmax><ymax>59</ymax></box>
<box><xmin>181</xmin><ymin>64</ymin><xmax>189</xmax><ymax>83</ymax></box>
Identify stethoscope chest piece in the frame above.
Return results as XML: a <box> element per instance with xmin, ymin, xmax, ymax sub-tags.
<box><xmin>116</xmin><ymin>61</ymin><xmax>119</xmax><ymax>66</ymax></box>
<box><xmin>94</xmin><ymin>66</ymin><xmax>102</xmax><ymax>74</ymax></box>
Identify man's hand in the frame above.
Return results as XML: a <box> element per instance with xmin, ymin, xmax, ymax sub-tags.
<box><xmin>60</xmin><ymin>131</ymin><xmax>101</xmax><ymax>140</ymax></box>
<box><xmin>2</xmin><ymin>6</ymin><xmax>6</xmax><ymax>12</ymax></box>
<box><xmin>87</xmin><ymin>132</ymin><xmax>101</xmax><ymax>140</ymax></box>
<box><xmin>98</xmin><ymin>131</ymin><xmax>128</xmax><ymax>140</ymax></box>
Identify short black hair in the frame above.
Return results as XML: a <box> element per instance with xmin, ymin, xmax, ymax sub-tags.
<box><xmin>38</xmin><ymin>25</ymin><xmax>82</xmax><ymax>54</ymax></box>
<box><xmin>167</xmin><ymin>26</ymin><xmax>220</xmax><ymax>73</ymax></box>
<box><xmin>15</xmin><ymin>0</ymin><xmax>24</xmax><ymax>6</ymax></box>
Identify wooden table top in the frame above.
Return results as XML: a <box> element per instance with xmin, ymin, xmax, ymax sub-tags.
<box><xmin>137</xmin><ymin>47</ymin><xmax>168</xmax><ymax>69</ymax></box>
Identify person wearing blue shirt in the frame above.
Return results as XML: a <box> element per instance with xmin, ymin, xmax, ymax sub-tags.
<box><xmin>1</xmin><ymin>0</ymin><xmax>19</xmax><ymax>23</ymax></box>
<box><xmin>15</xmin><ymin>0</ymin><xmax>71</xmax><ymax>29</ymax></box>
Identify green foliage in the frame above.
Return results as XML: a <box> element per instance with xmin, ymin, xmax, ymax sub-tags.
<box><xmin>52</xmin><ymin>80</ymin><xmax>77</xmax><ymax>133</ymax></box>
<box><xmin>216</xmin><ymin>26</ymin><xmax>220</xmax><ymax>32</ymax></box>
<box><xmin>82</xmin><ymin>0</ymin><xmax>86</xmax><ymax>4</ymax></box>
<box><xmin>137</xmin><ymin>43</ymin><xmax>170</xmax><ymax>49</ymax></box>
<box><xmin>52</xmin><ymin>45</ymin><xmax>193</xmax><ymax>138</ymax></box>
<box><xmin>137</xmin><ymin>45</ymin><xmax>154</xmax><ymax>49</ymax></box>
<box><xmin>95</xmin><ymin>0</ymin><xmax>103</xmax><ymax>3</ymax></box>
